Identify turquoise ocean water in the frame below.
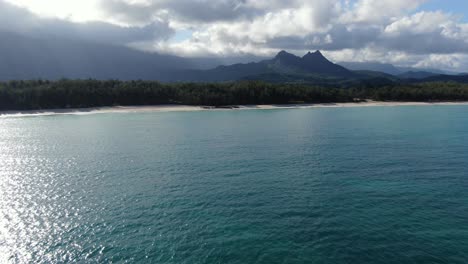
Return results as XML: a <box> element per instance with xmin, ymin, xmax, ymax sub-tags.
<box><xmin>1</xmin><ymin>106</ymin><xmax>468</xmax><ymax>263</ymax></box>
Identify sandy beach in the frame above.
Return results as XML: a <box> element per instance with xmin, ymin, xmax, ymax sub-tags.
<box><xmin>2</xmin><ymin>101</ymin><xmax>468</xmax><ymax>118</ymax></box>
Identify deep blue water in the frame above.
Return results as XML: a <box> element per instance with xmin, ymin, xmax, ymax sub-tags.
<box><xmin>1</xmin><ymin>106</ymin><xmax>468</xmax><ymax>263</ymax></box>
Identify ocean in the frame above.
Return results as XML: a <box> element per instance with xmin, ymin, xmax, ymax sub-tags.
<box><xmin>1</xmin><ymin>105</ymin><xmax>468</xmax><ymax>263</ymax></box>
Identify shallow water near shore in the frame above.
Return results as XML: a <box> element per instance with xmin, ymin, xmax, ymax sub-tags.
<box><xmin>2</xmin><ymin>101</ymin><xmax>468</xmax><ymax>118</ymax></box>
<box><xmin>1</xmin><ymin>105</ymin><xmax>468</xmax><ymax>263</ymax></box>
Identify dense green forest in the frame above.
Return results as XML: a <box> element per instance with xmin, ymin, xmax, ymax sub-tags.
<box><xmin>1</xmin><ymin>80</ymin><xmax>468</xmax><ymax>111</ymax></box>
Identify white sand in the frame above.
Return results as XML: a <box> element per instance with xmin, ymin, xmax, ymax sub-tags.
<box><xmin>2</xmin><ymin>101</ymin><xmax>468</xmax><ymax>118</ymax></box>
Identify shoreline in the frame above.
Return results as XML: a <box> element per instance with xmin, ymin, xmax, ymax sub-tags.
<box><xmin>2</xmin><ymin>101</ymin><xmax>468</xmax><ymax>118</ymax></box>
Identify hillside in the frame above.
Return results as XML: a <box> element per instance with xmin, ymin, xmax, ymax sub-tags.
<box><xmin>174</xmin><ymin>51</ymin><xmax>363</xmax><ymax>83</ymax></box>
<box><xmin>2</xmin><ymin>32</ymin><xmax>467</xmax><ymax>86</ymax></box>
<box><xmin>0</xmin><ymin>31</ymin><xmax>194</xmax><ymax>81</ymax></box>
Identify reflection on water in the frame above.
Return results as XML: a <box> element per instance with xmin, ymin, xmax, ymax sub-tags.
<box><xmin>1</xmin><ymin>107</ymin><xmax>468</xmax><ymax>263</ymax></box>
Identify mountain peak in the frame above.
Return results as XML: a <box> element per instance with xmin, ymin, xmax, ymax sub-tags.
<box><xmin>275</xmin><ymin>50</ymin><xmax>296</xmax><ymax>59</ymax></box>
<box><xmin>268</xmin><ymin>49</ymin><xmax>355</xmax><ymax>78</ymax></box>
<box><xmin>303</xmin><ymin>50</ymin><xmax>325</xmax><ymax>60</ymax></box>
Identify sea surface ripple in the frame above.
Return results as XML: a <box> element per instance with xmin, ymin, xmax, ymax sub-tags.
<box><xmin>1</xmin><ymin>106</ymin><xmax>468</xmax><ymax>263</ymax></box>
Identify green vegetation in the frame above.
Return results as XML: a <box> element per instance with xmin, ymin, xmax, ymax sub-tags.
<box><xmin>1</xmin><ymin>80</ymin><xmax>468</xmax><ymax>111</ymax></box>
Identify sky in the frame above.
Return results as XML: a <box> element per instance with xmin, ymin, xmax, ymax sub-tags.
<box><xmin>2</xmin><ymin>0</ymin><xmax>468</xmax><ymax>71</ymax></box>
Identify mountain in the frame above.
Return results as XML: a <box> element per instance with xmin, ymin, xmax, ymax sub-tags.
<box><xmin>276</xmin><ymin>50</ymin><xmax>356</xmax><ymax>77</ymax></box>
<box><xmin>0</xmin><ymin>31</ymin><xmax>197</xmax><ymax>81</ymax></box>
<box><xmin>2</xmin><ymin>32</ymin><xmax>465</xmax><ymax>86</ymax></box>
<box><xmin>173</xmin><ymin>50</ymin><xmax>359</xmax><ymax>82</ymax></box>
<box><xmin>340</xmin><ymin>62</ymin><xmax>403</xmax><ymax>75</ymax></box>
<box><xmin>339</xmin><ymin>61</ymin><xmax>456</xmax><ymax>76</ymax></box>
<box><xmin>0</xmin><ymin>37</ymin><xmax>396</xmax><ymax>86</ymax></box>
<box><xmin>416</xmin><ymin>74</ymin><xmax>468</xmax><ymax>83</ymax></box>
<box><xmin>397</xmin><ymin>67</ymin><xmax>451</xmax><ymax>75</ymax></box>
<box><xmin>398</xmin><ymin>71</ymin><xmax>438</xmax><ymax>79</ymax></box>
<box><xmin>0</xmin><ymin>30</ymin><xmax>273</xmax><ymax>81</ymax></box>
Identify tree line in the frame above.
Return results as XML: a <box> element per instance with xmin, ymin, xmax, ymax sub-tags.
<box><xmin>1</xmin><ymin>79</ymin><xmax>468</xmax><ymax>110</ymax></box>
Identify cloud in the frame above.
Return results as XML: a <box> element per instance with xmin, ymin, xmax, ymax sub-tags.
<box><xmin>0</xmin><ymin>0</ymin><xmax>174</xmax><ymax>45</ymax></box>
<box><xmin>98</xmin><ymin>0</ymin><xmax>275</xmax><ymax>25</ymax></box>
<box><xmin>2</xmin><ymin>0</ymin><xmax>468</xmax><ymax>71</ymax></box>
<box><xmin>414</xmin><ymin>54</ymin><xmax>465</xmax><ymax>70</ymax></box>
<box><xmin>139</xmin><ymin>0</ymin><xmax>468</xmax><ymax>71</ymax></box>
<box><xmin>341</xmin><ymin>0</ymin><xmax>429</xmax><ymax>23</ymax></box>
<box><xmin>378</xmin><ymin>12</ymin><xmax>468</xmax><ymax>54</ymax></box>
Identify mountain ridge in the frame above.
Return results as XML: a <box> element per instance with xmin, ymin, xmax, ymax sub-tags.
<box><xmin>0</xmin><ymin>30</ymin><xmax>195</xmax><ymax>80</ymax></box>
<box><xmin>339</xmin><ymin>61</ymin><xmax>458</xmax><ymax>76</ymax></box>
<box><xmin>174</xmin><ymin>50</ymin><xmax>359</xmax><ymax>82</ymax></box>
<box><xmin>0</xmin><ymin>31</ymin><xmax>466</xmax><ymax>86</ymax></box>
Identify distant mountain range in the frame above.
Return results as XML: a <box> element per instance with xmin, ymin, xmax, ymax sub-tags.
<box><xmin>174</xmin><ymin>50</ymin><xmax>360</xmax><ymax>83</ymax></box>
<box><xmin>0</xmin><ymin>30</ymin><xmax>466</xmax><ymax>86</ymax></box>
<box><xmin>339</xmin><ymin>61</ymin><xmax>453</xmax><ymax>77</ymax></box>
<box><xmin>175</xmin><ymin>51</ymin><xmax>462</xmax><ymax>86</ymax></box>
<box><xmin>0</xmin><ymin>31</ymin><xmax>195</xmax><ymax>80</ymax></box>
<box><xmin>397</xmin><ymin>71</ymin><xmax>439</xmax><ymax>79</ymax></box>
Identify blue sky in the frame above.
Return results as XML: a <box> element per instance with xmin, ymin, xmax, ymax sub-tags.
<box><xmin>171</xmin><ymin>30</ymin><xmax>193</xmax><ymax>43</ymax></box>
<box><xmin>420</xmin><ymin>1</ymin><xmax>468</xmax><ymax>21</ymax></box>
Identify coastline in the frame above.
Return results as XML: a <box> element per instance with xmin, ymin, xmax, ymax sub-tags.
<box><xmin>2</xmin><ymin>101</ymin><xmax>468</xmax><ymax>118</ymax></box>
